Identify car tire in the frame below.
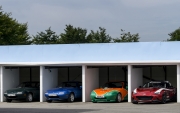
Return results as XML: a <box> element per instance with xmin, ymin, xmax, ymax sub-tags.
<box><xmin>26</xmin><ymin>93</ymin><xmax>33</xmax><ymax>102</ymax></box>
<box><xmin>132</xmin><ymin>101</ymin><xmax>138</xmax><ymax>104</ymax></box>
<box><xmin>161</xmin><ymin>93</ymin><xmax>166</xmax><ymax>104</ymax></box>
<box><xmin>68</xmin><ymin>93</ymin><xmax>75</xmax><ymax>102</ymax></box>
<box><xmin>116</xmin><ymin>93</ymin><xmax>122</xmax><ymax>103</ymax></box>
<box><xmin>47</xmin><ymin>100</ymin><xmax>52</xmax><ymax>103</ymax></box>
<box><xmin>6</xmin><ymin>98</ymin><xmax>12</xmax><ymax>103</ymax></box>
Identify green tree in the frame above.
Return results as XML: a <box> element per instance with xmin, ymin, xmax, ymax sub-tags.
<box><xmin>60</xmin><ymin>24</ymin><xmax>87</xmax><ymax>44</ymax></box>
<box><xmin>0</xmin><ymin>6</ymin><xmax>31</xmax><ymax>45</ymax></box>
<box><xmin>113</xmin><ymin>29</ymin><xmax>140</xmax><ymax>42</ymax></box>
<box><xmin>32</xmin><ymin>27</ymin><xmax>60</xmax><ymax>44</ymax></box>
<box><xmin>87</xmin><ymin>27</ymin><xmax>111</xmax><ymax>43</ymax></box>
<box><xmin>167</xmin><ymin>27</ymin><xmax>180</xmax><ymax>41</ymax></box>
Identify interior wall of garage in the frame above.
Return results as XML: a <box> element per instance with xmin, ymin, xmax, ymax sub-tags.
<box><xmin>82</xmin><ymin>66</ymin><xmax>99</xmax><ymax>102</ymax></box>
<box><xmin>19</xmin><ymin>67</ymin><xmax>40</xmax><ymax>83</ymax></box>
<box><xmin>58</xmin><ymin>67</ymin><xmax>82</xmax><ymax>84</ymax></box>
<box><xmin>128</xmin><ymin>65</ymin><xmax>142</xmax><ymax>102</ymax></box>
<box><xmin>99</xmin><ymin>67</ymin><xmax>126</xmax><ymax>87</ymax></box>
<box><xmin>143</xmin><ymin>66</ymin><xmax>177</xmax><ymax>87</ymax></box>
<box><xmin>1</xmin><ymin>67</ymin><xmax>19</xmax><ymax>102</ymax></box>
<box><xmin>40</xmin><ymin>66</ymin><xmax>58</xmax><ymax>102</ymax></box>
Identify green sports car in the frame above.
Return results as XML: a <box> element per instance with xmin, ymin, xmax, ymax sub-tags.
<box><xmin>90</xmin><ymin>81</ymin><xmax>128</xmax><ymax>103</ymax></box>
<box><xmin>4</xmin><ymin>81</ymin><xmax>40</xmax><ymax>102</ymax></box>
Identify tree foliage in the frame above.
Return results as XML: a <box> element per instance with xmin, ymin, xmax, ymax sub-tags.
<box><xmin>60</xmin><ymin>24</ymin><xmax>87</xmax><ymax>44</ymax></box>
<box><xmin>113</xmin><ymin>29</ymin><xmax>140</xmax><ymax>42</ymax></box>
<box><xmin>87</xmin><ymin>27</ymin><xmax>111</xmax><ymax>43</ymax></box>
<box><xmin>167</xmin><ymin>27</ymin><xmax>180</xmax><ymax>41</ymax></box>
<box><xmin>0</xmin><ymin>6</ymin><xmax>31</xmax><ymax>45</ymax></box>
<box><xmin>32</xmin><ymin>27</ymin><xmax>60</xmax><ymax>44</ymax></box>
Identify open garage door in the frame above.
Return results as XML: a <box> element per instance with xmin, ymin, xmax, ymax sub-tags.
<box><xmin>129</xmin><ymin>65</ymin><xmax>177</xmax><ymax>103</ymax></box>
<box><xmin>83</xmin><ymin>65</ymin><xmax>128</xmax><ymax>102</ymax></box>
<box><xmin>40</xmin><ymin>66</ymin><xmax>82</xmax><ymax>102</ymax></box>
<box><xmin>1</xmin><ymin>66</ymin><xmax>40</xmax><ymax>102</ymax></box>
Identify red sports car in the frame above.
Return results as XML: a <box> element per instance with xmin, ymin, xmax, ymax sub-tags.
<box><xmin>132</xmin><ymin>81</ymin><xmax>176</xmax><ymax>104</ymax></box>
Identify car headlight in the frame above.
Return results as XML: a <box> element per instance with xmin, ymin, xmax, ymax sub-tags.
<box><xmin>154</xmin><ymin>90</ymin><xmax>161</xmax><ymax>94</ymax></box>
<box><xmin>17</xmin><ymin>92</ymin><xmax>23</xmax><ymax>94</ymax></box>
<box><xmin>4</xmin><ymin>91</ymin><xmax>7</xmax><ymax>94</ymax></box>
<box><xmin>58</xmin><ymin>92</ymin><xmax>65</xmax><ymax>95</ymax></box>
<box><xmin>133</xmin><ymin>88</ymin><xmax>137</xmax><ymax>94</ymax></box>
<box><xmin>106</xmin><ymin>92</ymin><xmax>112</xmax><ymax>96</ymax></box>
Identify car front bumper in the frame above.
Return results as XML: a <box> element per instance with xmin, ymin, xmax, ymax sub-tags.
<box><xmin>4</xmin><ymin>93</ymin><xmax>27</xmax><ymax>100</ymax></box>
<box><xmin>132</xmin><ymin>94</ymin><xmax>163</xmax><ymax>103</ymax></box>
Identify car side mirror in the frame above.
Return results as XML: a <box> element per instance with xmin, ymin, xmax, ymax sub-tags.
<box><xmin>139</xmin><ymin>86</ymin><xmax>142</xmax><ymax>88</ymax></box>
<box><xmin>79</xmin><ymin>86</ymin><xmax>82</xmax><ymax>89</ymax></box>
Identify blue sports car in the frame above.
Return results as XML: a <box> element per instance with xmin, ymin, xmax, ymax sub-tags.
<box><xmin>45</xmin><ymin>81</ymin><xmax>82</xmax><ymax>103</ymax></box>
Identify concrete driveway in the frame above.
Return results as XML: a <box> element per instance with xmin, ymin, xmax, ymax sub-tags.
<box><xmin>0</xmin><ymin>101</ymin><xmax>179</xmax><ymax>113</ymax></box>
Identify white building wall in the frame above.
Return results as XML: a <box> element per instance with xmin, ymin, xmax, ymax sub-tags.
<box><xmin>128</xmin><ymin>65</ymin><xmax>142</xmax><ymax>102</ymax></box>
<box><xmin>40</xmin><ymin>66</ymin><xmax>58</xmax><ymax>102</ymax></box>
<box><xmin>177</xmin><ymin>64</ymin><xmax>180</xmax><ymax>103</ymax></box>
<box><xmin>0</xmin><ymin>66</ymin><xmax>2</xmax><ymax>101</ymax></box>
<box><xmin>82</xmin><ymin>66</ymin><xmax>99</xmax><ymax>102</ymax></box>
<box><xmin>1</xmin><ymin>67</ymin><xmax>19</xmax><ymax>102</ymax></box>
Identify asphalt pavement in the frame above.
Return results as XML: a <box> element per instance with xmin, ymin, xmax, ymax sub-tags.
<box><xmin>0</xmin><ymin>101</ymin><xmax>180</xmax><ymax>113</ymax></box>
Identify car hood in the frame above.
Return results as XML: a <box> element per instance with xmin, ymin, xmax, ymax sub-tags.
<box><xmin>93</xmin><ymin>88</ymin><xmax>119</xmax><ymax>96</ymax></box>
<box><xmin>46</xmin><ymin>87</ymin><xmax>74</xmax><ymax>93</ymax></box>
<box><xmin>136</xmin><ymin>88</ymin><xmax>161</xmax><ymax>93</ymax></box>
<box><xmin>6</xmin><ymin>88</ymin><xmax>25</xmax><ymax>93</ymax></box>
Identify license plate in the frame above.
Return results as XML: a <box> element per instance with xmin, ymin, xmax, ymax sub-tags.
<box><xmin>96</xmin><ymin>96</ymin><xmax>104</xmax><ymax>98</ymax></box>
<box><xmin>49</xmin><ymin>94</ymin><xmax>57</xmax><ymax>96</ymax></box>
<box><xmin>8</xmin><ymin>94</ymin><xmax>16</xmax><ymax>96</ymax></box>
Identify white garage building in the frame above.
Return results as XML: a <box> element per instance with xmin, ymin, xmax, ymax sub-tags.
<box><xmin>0</xmin><ymin>42</ymin><xmax>180</xmax><ymax>103</ymax></box>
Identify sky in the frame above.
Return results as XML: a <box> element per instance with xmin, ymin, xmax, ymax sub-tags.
<box><xmin>1</xmin><ymin>0</ymin><xmax>180</xmax><ymax>42</ymax></box>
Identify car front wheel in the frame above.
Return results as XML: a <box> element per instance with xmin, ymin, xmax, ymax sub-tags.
<box><xmin>68</xmin><ymin>93</ymin><xmax>75</xmax><ymax>102</ymax></box>
<box><xmin>161</xmin><ymin>93</ymin><xmax>166</xmax><ymax>104</ymax></box>
<box><xmin>26</xmin><ymin>93</ymin><xmax>33</xmax><ymax>102</ymax></box>
<box><xmin>116</xmin><ymin>93</ymin><xmax>122</xmax><ymax>103</ymax></box>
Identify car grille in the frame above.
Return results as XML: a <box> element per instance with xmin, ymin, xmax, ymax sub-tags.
<box><xmin>136</xmin><ymin>96</ymin><xmax>153</xmax><ymax>100</ymax></box>
<box><xmin>7</xmin><ymin>96</ymin><xmax>17</xmax><ymax>99</ymax></box>
<box><xmin>48</xmin><ymin>96</ymin><xmax>59</xmax><ymax>98</ymax></box>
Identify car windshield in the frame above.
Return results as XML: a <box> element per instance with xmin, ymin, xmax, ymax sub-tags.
<box><xmin>102</xmin><ymin>82</ymin><xmax>122</xmax><ymax>88</ymax></box>
<box><xmin>58</xmin><ymin>82</ymin><xmax>78</xmax><ymax>88</ymax></box>
<box><xmin>143</xmin><ymin>82</ymin><xmax>166</xmax><ymax>88</ymax></box>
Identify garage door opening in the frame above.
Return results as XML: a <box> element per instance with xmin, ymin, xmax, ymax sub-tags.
<box><xmin>84</xmin><ymin>65</ymin><xmax>128</xmax><ymax>102</ymax></box>
<box><xmin>1</xmin><ymin>66</ymin><xmax>40</xmax><ymax>102</ymax></box>
<box><xmin>132</xmin><ymin>65</ymin><xmax>177</xmax><ymax>102</ymax></box>
<box><xmin>41</xmin><ymin>66</ymin><xmax>82</xmax><ymax>102</ymax></box>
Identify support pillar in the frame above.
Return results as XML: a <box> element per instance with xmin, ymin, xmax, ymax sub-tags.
<box><xmin>177</xmin><ymin>64</ymin><xmax>180</xmax><ymax>103</ymax></box>
<box><xmin>82</xmin><ymin>65</ymin><xmax>99</xmax><ymax>102</ymax></box>
<box><xmin>128</xmin><ymin>65</ymin><xmax>143</xmax><ymax>102</ymax></box>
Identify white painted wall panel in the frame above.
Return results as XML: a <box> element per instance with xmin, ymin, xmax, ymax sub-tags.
<box><xmin>177</xmin><ymin>64</ymin><xmax>180</xmax><ymax>103</ymax></box>
<box><xmin>128</xmin><ymin>65</ymin><xmax>142</xmax><ymax>102</ymax></box>
<box><xmin>82</xmin><ymin>65</ymin><xmax>99</xmax><ymax>102</ymax></box>
<box><xmin>40</xmin><ymin>66</ymin><xmax>58</xmax><ymax>102</ymax></box>
<box><xmin>0</xmin><ymin>66</ymin><xmax>2</xmax><ymax>101</ymax></box>
<box><xmin>1</xmin><ymin>67</ymin><xmax>19</xmax><ymax>102</ymax></box>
